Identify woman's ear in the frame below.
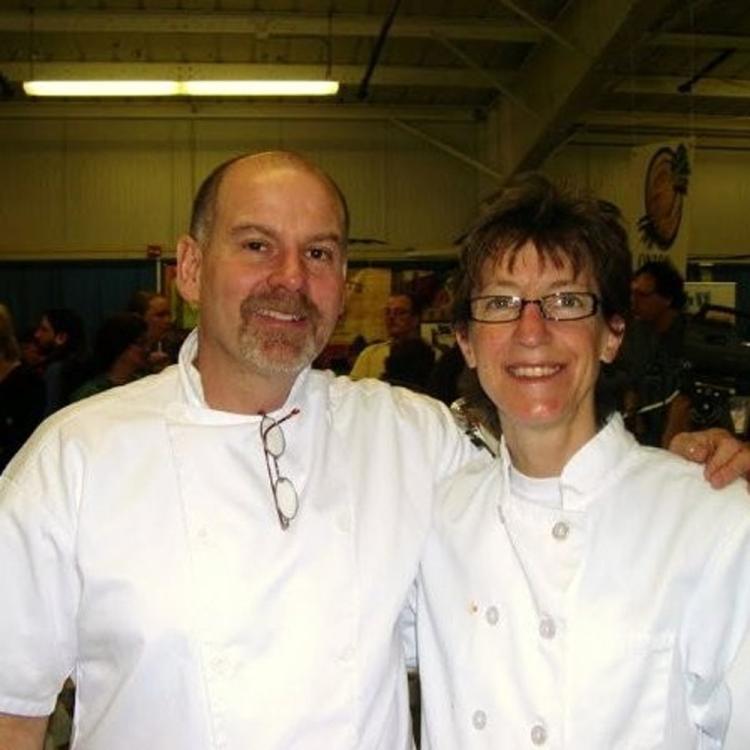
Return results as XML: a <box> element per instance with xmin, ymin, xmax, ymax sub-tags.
<box><xmin>455</xmin><ymin>325</ymin><xmax>477</xmax><ymax>369</ymax></box>
<box><xmin>600</xmin><ymin>315</ymin><xmax>625</xmax><ymax>364</ymax></box>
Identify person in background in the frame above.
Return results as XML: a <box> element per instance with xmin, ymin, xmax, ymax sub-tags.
<box><xmin>381</xmin><ymin>337</ymin><xmax>436</xmax><ymax>393</ymax></box>
<box><xmin>18</xmin><ymin>329</ymin><xmax>46</xmax><ymax>376</ymax></box>
<box><xmin>416</xmin><ymin>174</ymin><xmax>750</xmax><ymax>748</ymax></box>
<box><xmin>346</xmin><ymin>333</ymin><xmax>368</xmax><ymax>371</ymax></box>
<box><xmin>425</xmin><ymin>342</ymin><xmax>466</xmax><ymax>407</ymax></box>
<box><xmin>349</xmin><ymin>292</ymin><xmax>424</xmax><ymax>380</ymax></box>
<box><xmin>619</xmin><ymin>260</ymin><xmax>691</xmax><ymax>446</ymax></box>
<box><xmin>33</xmin><ymin>307</ymin><xmax>89</xmax><ymax>415</ymax></box>
<box><xmin>127</xmin><ymin>290</ymin><xmax>174</xmax><ymax>372</ymax></box>
<box><xmin>0</xmin><ymin>304</ymin><xmax>45</xmax><ymax>472</ymax></box>
<box><xmin>70</xmin><ymin>313</ymin><xmax>148</xmax><ymax>402</ymax></box>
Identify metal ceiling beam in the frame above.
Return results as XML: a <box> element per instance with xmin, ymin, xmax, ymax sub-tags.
<box><xmin>0</xmin><ymin>61</ymin><xmax>512</xmax><ymax>89</ymax></box>
<box><xmin>0</xmin><ymin>9</ymin><xmax>541</xmax><ymax>43</ymax></box>
<box><xmin>647</xmin><ymin>32</ymin><xmax>750</xmax><ymax>52</ymax></box>
<box><xmin>585</xmin><ymin>110</ymin><xmax>750</xmax><ymax>134</ymax></box>
<box><xmin>15</xmin><ymin>13</ymin><xmax>732</xmax><ymax>50</ymax></box>
<box><xmin>0</xmin><ymin>100</ymin><xmax>476</xmax><ymax>122</ymax></box>
<box><xmin>390</xmin><ymin>118</ymin><xmax>504</xmax><ymax>181</ymax></box>
<box><xmin>491</xmin><ymin>0</ymin><xmax>678</xmax><ymax>177</ymax></box>
<box><xmin>433</xmin><ymin>34</ymin><xmax>538</xmax><ymax>117</ymax></box>
<box><xmin>495</xmin><ymin>0</ymin><xmax>578</xmax><ymax>53</ymax></box>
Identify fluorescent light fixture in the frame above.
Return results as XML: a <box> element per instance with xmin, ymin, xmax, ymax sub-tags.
<box><xmin>23</xmin><ymin>79</ymin><xmax>339</xmax><ymax>97</ymax></box>
<box><xmin>182</xmin><ymin>80</ymin><xmax>339</xmax><ymax>96</ymax></box>
<box><xmin>23</xmin><ymin>80</ymin><xmax>180</xmax><ymax>97</ymax></box>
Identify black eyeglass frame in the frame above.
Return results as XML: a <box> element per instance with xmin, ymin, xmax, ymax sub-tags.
<box><xmin>468</xmin><ymin>291</ymin><xmax>600</xmax><ymax>323</ymax></box>
<box><xmin>260</xmin><ymin>408</ymin><xmax>300</xmax><ymax>530</ymax></box>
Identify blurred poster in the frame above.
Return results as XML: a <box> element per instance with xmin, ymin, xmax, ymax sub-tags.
<box><xmin>629</xmin><ymin>140</ymin><xmax>694</xmax><ymax>275</ymax></box>
<box><xmin>331</xmin><ymin>267</ymin><xmax>392</xmax><ymax>345</ymax></box>
<box><xmin>394</xmin><ymin>268</ymin><xmax>455</xmax><ymax>323</ymax></box>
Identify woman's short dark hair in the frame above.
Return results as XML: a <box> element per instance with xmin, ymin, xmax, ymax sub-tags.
<box><xmin>452</xmin><ymin>173</ymin><xmax>632</xmax><ymax>331</ymax></box>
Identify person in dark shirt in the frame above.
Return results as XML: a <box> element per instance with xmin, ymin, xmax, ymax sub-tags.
<box><xmin>71</xmin><ymin>313</ymin><xmax>148</xmax><ymax>402</ymax></box>
<box><xmin>33</xmin><ymin>307</ymin><xmax>90</xmax><ymax>415</ymax></box>
<box><xmin>127</xmin><ymin>290</ymin><xmax>175</xmax><ymax>372</ymax></box>
<box><xmin>381</xmin><ymin>337</ymin><xmax>436</xmax><ymax>393</ymax></box>
<box><xmin>0</xmin><ymin>304</ymin><xmax>45</xmax><ymax>471</ymax></box>
<box><xmin>619</xmin><ymin>261</ymin><xmax>691</xmax><ymax>446</ymax></box>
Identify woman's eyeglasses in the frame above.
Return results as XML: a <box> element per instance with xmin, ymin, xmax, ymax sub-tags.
<box><xmin>469</xmin><ymin>291</ymin><xmax>599</xmax><ymax>323</ymax></box>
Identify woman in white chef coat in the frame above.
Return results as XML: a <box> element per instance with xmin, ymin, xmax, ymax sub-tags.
<box><xmin>416</xmin><ymin>174</ymin><xmax>750</xmax><ymax>749</ymax></box>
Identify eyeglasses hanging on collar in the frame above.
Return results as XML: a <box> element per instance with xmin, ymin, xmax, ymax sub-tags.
<box><xmin>259</xmin><ymin>408</ymin><xmax>300</xmax><ymax>530</ymax></box>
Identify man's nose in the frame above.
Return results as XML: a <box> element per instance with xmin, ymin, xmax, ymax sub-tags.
<box><xmin>269</xmin><ymin>250</ymin><xmax>305</xmax><ymax>291</ymax></box>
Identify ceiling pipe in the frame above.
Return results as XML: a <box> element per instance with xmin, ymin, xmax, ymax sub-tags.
<box><xmin>677</xmin><ymin>48</ymin><xmax>735</xmax><ymax>94</ymax></box>
<box><xmin>357</xmin><ymin>0</ymin><xmax>403</xmax><ymax>101</ymax></box>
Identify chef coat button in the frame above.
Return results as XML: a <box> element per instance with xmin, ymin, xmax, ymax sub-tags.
<box><xmin>552</xmin><ymin>521</ymin><xmax>569</xmax><ymax>540</ymax></box>
<box><xmin>531</xmin><ymin>723</ymin><xmax>547</xmax><ymax>745</ymax></box>
<box><xmin>472</xmin><ymin>710</ymin><xmax>487</xmax><ymax>730</ymax></box>
<box><xmin>539</xmin><ymin>616</ymin><xmax>556</xmax><ymax>640</ymax></box>
<box><xmin>485</xmin><ymin>606</ymin><xmax>499</xmax><ymax>625</ymax></box>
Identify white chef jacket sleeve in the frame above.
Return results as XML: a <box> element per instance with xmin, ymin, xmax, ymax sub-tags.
<box><xmin>0</xmin><ymin>435</ymin><xmax>80</xmax><ymax>717</ymax></box>
<box><xmin>680</xmin><ymin>518</ymin><xmax>750</xmax><ymax>746</ymax></box>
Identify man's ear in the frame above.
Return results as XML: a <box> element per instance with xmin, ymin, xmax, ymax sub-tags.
<box><xmin>176</xmin><ymin>235</ymin><xmax>203</xmax><ymax>307</ymax></box>
<box><xmin>455</xmin><ymin>325</ymin><xmax>477</xmax><ymax>369</ymax></box>
<box><xmin>337</xmin><ymin>259</ymin><xmax>348</xmax><ymax>317</ymax></box>
<box><xmin>600</xmin><ymin>315</ymin><xmax>625</xmax><ymax>364</ymax></box>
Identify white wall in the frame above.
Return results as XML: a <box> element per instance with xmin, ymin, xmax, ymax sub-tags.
<box><xmin>0</xmin><ymin>117</ymin><xmax>481</xmax><ymax>258</ymax></box>
<box><xmin>5</xmin><ymin>116</ymin><xmax>749</xmax><ymax>261</ymax></box>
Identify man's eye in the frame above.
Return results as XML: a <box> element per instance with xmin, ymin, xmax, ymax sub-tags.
<box><xmin>242</xmin><ymin>240</ymin><xmax>266</xmax><ymax>252</ymax></box>
<box><xmin>307</xmin><ymin>246</ymin><xmax>335</xmax><ymax>262</ymax></box>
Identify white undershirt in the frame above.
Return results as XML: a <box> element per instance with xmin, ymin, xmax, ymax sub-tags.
<box><xmin>508</xmin><ymin>463</ymin><xmax>562</xmax><ymax>508</ymax></box>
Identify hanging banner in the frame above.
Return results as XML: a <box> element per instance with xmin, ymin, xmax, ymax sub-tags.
<box><xmin>629</xmin><ymin>139</ymin><xmax>694</xmax><ymax>276</ymax></box>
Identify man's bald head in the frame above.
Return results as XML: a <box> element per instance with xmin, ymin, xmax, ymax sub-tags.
<box><xmin>189</xmin><ymin>151</ymin><xmax>350</xmax><ymax>248</ymax></box>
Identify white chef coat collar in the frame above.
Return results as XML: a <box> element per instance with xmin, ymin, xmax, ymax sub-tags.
<box><xmin>499</xmin><ymin>413</ymin><xmax>636</xmax><ymax>511</ymax></box>
<box><xmin>174</xmin><ymin>327</ymin><xmax>312</xmax><ymax>424</ymax></box>
<box><xmin>559</xmin><ymin>413</ymin><xmax>635</xmax><ymax>503</ymax></box>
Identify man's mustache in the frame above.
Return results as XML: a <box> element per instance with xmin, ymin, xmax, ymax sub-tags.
<box><xmin>240</xmin><ymin>292</ymin><xmax>320</xmax><ymax>323</ymax></box>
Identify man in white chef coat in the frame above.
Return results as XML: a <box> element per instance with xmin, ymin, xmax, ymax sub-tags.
<box><xmin>0</xmin><ymin>151</ymin><xmax>478</xmax><ymax>750</ymax></box>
